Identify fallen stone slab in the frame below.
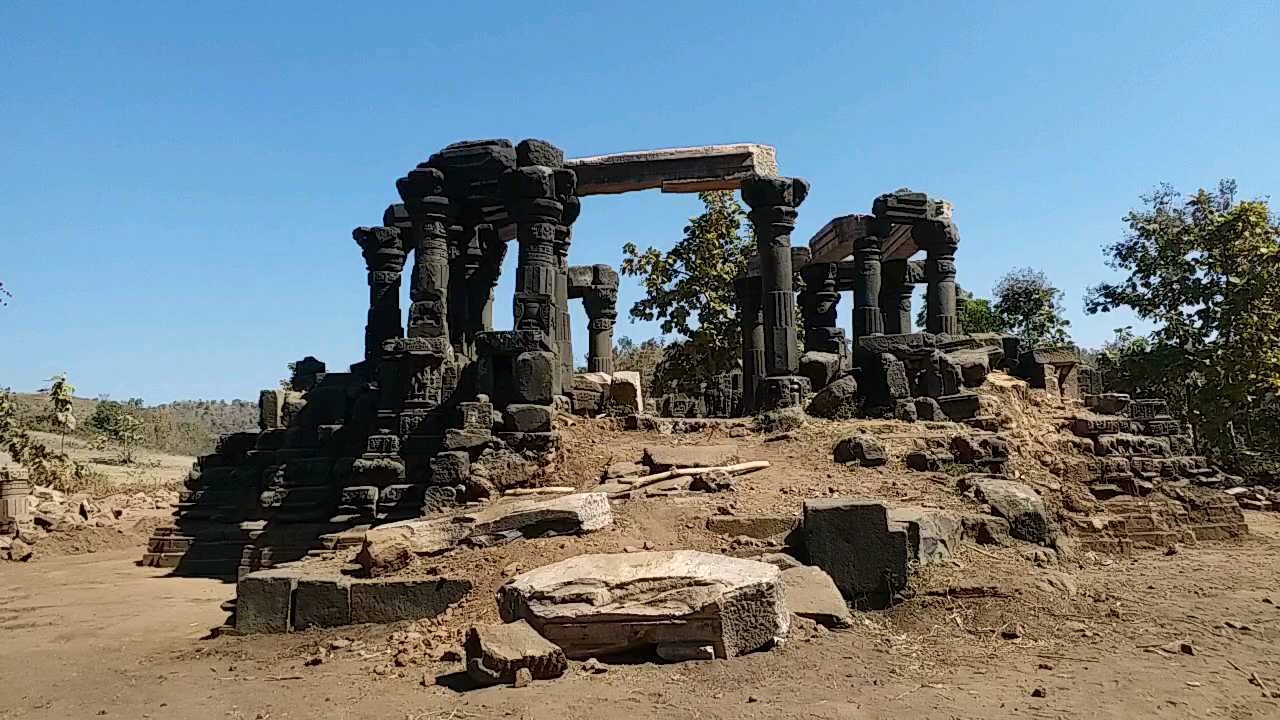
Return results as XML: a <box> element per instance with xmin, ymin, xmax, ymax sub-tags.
<box><xmin>642</xmin><ymin>444</ymin><xmax>740</xmax><ymax>471</ymax></box>
<box><xmin>889</xmin><ymin>507</ymin><xmax>962</xmax><ymax>564</ymax></box>
<box><xmin>497</xmin><ymin>550</ymin><xmax>788</xmax><ymax>660</ymax></box>
<box><xmin>780</xmin><ymin>566</ymin><xmax>853</xmax><ymax>629</ymax></box>
<box><xmin>566</xmin><ymin>143</ymin><xmax>777</xmax><ymax>195</ymax></box>
<box><xmin>465</xmin><ymin>620</ymin><xmax>568</xmax><ymax>686</ymax></box>
<box><xmin>973</xmin><ymin>479</ymin><xmax>1052</xmax><ymax>544</ymax></box>
<box><xmin>803</xmin><ymin>498</ymin><xmax>909</xmax><ymax>609</ymax></box>
<box><xmin>357</xmin><ymin>492</ymin><xmax>613</xmax><ymax>576</ymax></box>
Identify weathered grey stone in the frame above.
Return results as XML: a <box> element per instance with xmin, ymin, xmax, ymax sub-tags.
<box><xmin>806</xmin><ymin>375</ymin><xmax>859</xmax><ymax>419</ymax></box>
<box><xmin>294</xmin><ymin>577</ymin><xmax>351</xmax><ymax>629</ymax></box>
<box><xmin>497</xmin><ymin>551</ymin><xmax>788</xmax><ymax>660</ymax></box>
<box><xmin>602</xmin><ymin>461</ymin><xmax>646</xmax><ymax>479</ymax></box>
<box><xmin>465</xmin><ymin>619</ymin><xmax>568</xmax><ymax>686</ymax></box>
<box><xmin>950</xmin><ymin>350</ymin><xmax>991</xmax><ymax>388</ymax></box>
<box><xmin>566</xmin><ymin>144</ymin><xmax>777</xmax><ymax>195</ymax></box>
<box><xmin>236</xmin><ymin>568</ymin><xmax>299</xmax><ymax>634</ymax></box>
<box><xmin>780</xmin><ymin>566</ymin><xmax>853</xmax><ymax>629</ymax></box>
<box><xmin>888</xmin><ymin>507</ymin><xmax>962</xmax><ymax>564</ymax></box>
<box><xmin>914</xmin><ymin>397</ymin><xmax>944</xmax><ymax>421</ymax></box>
<box><xmin>936</xmin><ymin>392</ymin><xmax>981</xmax><ymax>420</ymax></box>
<box><xmin>609</xmin><ymin>371</ymin><xmax>644</xmax><ymax>412</ymax></box>
<box><xmin>882</xmin><ymin>354</ymin><xmax>911</xmax><ymax>399</ymax></box>
<box><xmin>643</xmin><ymin>444</ymin><xmax>739</xmax><ymax>470</ymax></box>
<box><xmin>504</xmin><ymin>404</ymin><xmax>555</xmax><ymax>433</ymax></box>
<box><xmin>358</xmin><ymin>493</ymin><xmax>614</xmax><ymax>575</ymax></box>
<box><xmin>798</xmin><ymin>352</ymin><xmax>843</xmax><ymax>395</ymax></box>
<box><xmin>514</xmin><ymin>351</ymin><xmax>556</xmax><ymax>405</ymax></box>
<box><xmin>895</xmin><ymin>399</ymin><xmax>918</xmax><ymax>422</ymax></box>
<box><xmin>904</xmin><ymin>449</ymin><xmax>953</xmax><ymax>471</ymax></box>
<box><xmin>350</xmin><ymin>578</ymin><xmax>471</xmax><ymax>624</ymax></box>
<box><xmin>755</xmin><ymin>552</ymin><xmax>804</xmax><ymax>570</ymax></box>
<box><xmin>833</xmin><ymin>434</ymin><xmax>887</xmax><ymax>466</ymax></box>
<box><xmin>973</xmin><ymin>479</ymin><xmax>1052</xmax><ymax>544</ymax></box>
<box><xmin>962</xmin><ymin>513</ymin><xmax>1013</xmax><ymax>546</ymax></box>
<box><xmin>705</xmin><ymin>514</ymin><xmax>799</xmax><ymax>540</ymax></box>
<box><xmin>803</xmin><ymin>499</ymin><xmax>909</xmax><ymax>609</ymax></box>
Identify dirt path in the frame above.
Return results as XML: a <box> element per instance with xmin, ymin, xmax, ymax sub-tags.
<box><xmin>2</xmin><ymin>515</ymin><xmax>1278</xmax><ymax>719</ymax></box>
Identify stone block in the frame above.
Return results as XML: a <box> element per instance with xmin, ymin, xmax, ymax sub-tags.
<box><xmin>882</xmin><ymin>354</ymin><xmax>911</xmax><ymax>400</ymax></box>
<box><xmin>235</xmin><ymin>569</ymin><xmax>299</xmax><ymax>634</ymax></box>
<box><xmin>349</xmin><ymin>578</ymin><xmax>472</xmax><ymax>625</ymax></box>
<box><xmin>833</xmin><ymin>434</ymin><xmax>887</xmax><ymax>466</ymax></box>
<box><xmin>705</xmin><ymin>514</ymin><xmax>799</xmax><ymax>540</ymax></box>
<box><xmin>504</xmin><ymin>403</ymin><xmax>555</xmax><ymax>433</ymax></box>
<box><xmin>566</xmin><ymin>143</ymin><xmax>777</xmax><ymax>195</ymax></box>
<box><xmin>798</xmin><ymin>352</ymin><xmax>843</xmax><ymax>394</ymax></box>
<box><xmin>643</xmin><ymin>444</ymin><xmax>739</xmax><ymax>470</ymax></box>
<box><xmin>936</xmin><ymin>392</ymin><xmax>981</xmax><ymax>420</ymax></box>
<box><xmin>894</xmin><ymin>399</ymin><xmax>918</xmax><ymax>421</ymax></box>
<box><xmin>294</xmin><ymin>577</ymin><xmax>351</xmax><ymax>629</ymax></box>
<box><xmin>780</xmin><ymin>566</ymin><xmax>853</xmax><ymax>628</ymax></box>
<box><xmin>806</xmin><ymin>375</ymin><xmax>858</xmax><ymax>419</ymax></box>
<box><xmin>497</xmin><ymin>551</ymin><xmax>788</xmax><ymax>659</ymax></box>
<box><xmin>339</xmin><ymin>486</ymin><xmax>378</xmax><ymax>511</ymax></box>
<box><xmin>609</xmin><ymin>371</ymin><xmax>644</xmax><ymax>412</ymax></box>
<box><xmin>914</xmin><ymin>397</ymin><xmax>944</xmax><ymax>421</ymax></box>
<box><xmin>258</xmin><ymin>390</ymin><xmax>285</xmax><ymax>430</ymax></box>
<box><xmin>888</xmin><ymin>507</ymin><xmax>962</xmax><ymax>564</ymax></box>
<box><xmin>802</xmin><ymin>498</ymin><xmax>909</xmax><ymax>609</ymax></box>
<box><xmin>950</xmin><ymin>350</ymin><xmax>991</xmax><ymax>388</ymax></box>
<box><xmin>973</xmin><ymin>479</ymin><xmax>1052</xmax><ymax>544</ymax></box>
<box><xmin>465</xmin><ymin>620</ymin><xmax>568</xmax><ymax>686</ymax></box>
<box><xmin>513</xmin><ymin>351</ymin><xmax>557</xmax><ymax>405</ymax></box>
<box><xmin>429</xmin><ymin>451</ymin><xmax>470</xmax><ymax>486</ymax></box>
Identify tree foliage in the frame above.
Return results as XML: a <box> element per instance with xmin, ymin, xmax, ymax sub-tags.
<box><xmin>88</xmin><ymin>399</ymin><xmax>145</xmax><ymax>464</ymax></box>
<box><xmin>620</xmin><ymin>191</ymin><xmax>752</xmax><ymax>394</ymax></box>
<box><xmin>0</xmin><ymin>280</ymin><xmax>10</xmax><ymax>306</ymax></box>
<box><xmin>0</xmin><ymin>390</ymin><xmax>105</xmax><ymax>493</ymax></box>
<box><xmin>40</xmin><ymin>373</ymin><xmax>77</xmax><ymax>450</ymax></box>
<box><xmin>994</xmin><ymin>267</ymin><xmax>1072</xmax><ymax>346</ymax></box>
<box><xmin>612</xmin><ymin>336</ymin><xmax>666</xmax><ymax>396</ymax></box>
<box><xmin>1085</xmin><ymin>181</ymin><xmax>1280</xmax><ymax>461</ymax></box>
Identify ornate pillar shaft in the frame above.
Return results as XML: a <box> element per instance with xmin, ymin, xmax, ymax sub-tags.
<box><xmin>556</xmin><ymin>196</ymin><xmax>580</xmax><ymax>392</ymax></box>
<box><xmin>799</xmin><ymin>262</ymin><xmax>840</xmax><ymax>353</ymax></box>
<box><xmin>878</xmin><ymin>259</ymin><xmax>912</xmax><ymax>334</ymax></box>
<box><xmin>852</xmin><ymin>232</ymin><xmax>885</xmax><ymax>345</ymax></box>
<box><xmin>353</xmin><ymin>226</ymin><xmax>408</xmax><ymax>364</ymax></box>
<box><xmin>734</xmin><ymin>277</ymin><xmax>765</xmax><ymax>414</ymax></box>
<box><xmin>583</xmin><ymin>266</ymin><xmax>619</xmax><ymax>374</ymax></box>
<box><xmin>396</xmin><ymin>167</ymin><xmax>456</xmax><ymax>343</ymax></box>
<box><xmin>472</xmin><ymin>225</ymin><xmax>506</xmax><ymax>332</ymax></box>
<box><xmin>742</xmin><ymin>177</ymin><xmax>809</xmax><ymax>378</ymax></box>
<box><xmin>922</xmin><ymin>220</ymin><xmax>960</xmax><ymax>335</ymax></box>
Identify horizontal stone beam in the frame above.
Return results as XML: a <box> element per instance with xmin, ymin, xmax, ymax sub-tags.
<box><xmin>566</xmin><ymin>144</ymin><xmax>778</xmax><ymax>196</ymax></box>
<box><xmin>807</xmin><ymin>215</ymin><xmax>917</xmax><ymax>263</ymax></box>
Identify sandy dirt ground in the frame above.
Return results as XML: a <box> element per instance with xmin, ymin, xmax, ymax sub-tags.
<box><xmin>0</xmin><ymin>430</ymin><xmax>195</xmax><ymax>487</ymax></box>
<box><xmin>2</xmin><ymin>513</ymin><xmax>1277</xmax><ymax>720</ymax></box>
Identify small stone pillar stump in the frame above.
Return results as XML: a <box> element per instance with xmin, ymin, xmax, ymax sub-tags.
<box><xmin>919</xmin><ymin>219</ymin><xmax>960</xmax><ymax>335</ymax></box>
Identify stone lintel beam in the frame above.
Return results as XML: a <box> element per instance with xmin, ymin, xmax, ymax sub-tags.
<box><xmin>808</xmin><ymin>214</ymin><xmax>916</xmax><ymax>264</ymax></box>
<box><xmin>743</xmin><ymin>247</ymin><xmax>811</xmax><ymax>279</ymax></box>
<box><xmin>566</xmin><ymin>144</ymin><xmax>777</xmax><ymax>196</ymax></box>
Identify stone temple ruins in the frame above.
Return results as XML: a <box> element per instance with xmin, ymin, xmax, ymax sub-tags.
<box><xmin>141</xmin><ymin>139</ymin><xmax>1222</xmax><ymax>580</ymax></box>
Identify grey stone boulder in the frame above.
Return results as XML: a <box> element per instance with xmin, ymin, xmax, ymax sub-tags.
<box><xmin>780</xmin><ymin>566</ymin><xmax>853</xmax><ymax>629</ymax></box>
<box><xmin>609</xmin><ymin>371</ymin><xmax>644</xmax><ymax>412</ymax></box>
<box><xmin>888</xmin><ymin>507</ymin><xmax>962</xmax><ymax>564</ymax></box>
<box><xmin>465</xmin><ymin>620</ymin><xmax>568</xmax><ymax>686</ymax></box>
<box><xmin>798</xmin><ymin>351</ymin><xmax>843</xmax><ymax>393</ymax></box>
<box><xmin>497</xmin><ymin>550</ymin><xmax>788</xmax><ymax>660</ymax></box>
<box><xmin>833</xmin><ymin>434</ymin><xmax>887</xmax><ymax>467</ymax></box>
<box><xmin>973</xmin><ymin>479</ymin><xmax>1052</xmax><ymax>544</ymax></box>
<box><xmin>806</xmin><ymin>375</ymin><xmax>859</xmax><ymax>419</ymax></box>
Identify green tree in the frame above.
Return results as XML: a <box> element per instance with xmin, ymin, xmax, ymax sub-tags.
<box><xmin>39</xmin><ymin>373</ymin><xmax>77</xmax><ymax>451</ymax></box>
<box><xmin>994</xmin><ymin>267</ymin><xmax>1072</xmax><ymax>346</ymax></box>
<box><xmin>915</xmin><ymin>285</ymin><xmax>1003</xmax><ymax>334</ymax></box>
<box><xmin>612</xmin><ymin>336</ymin><xmax>666</xmax><ymax>397</ymax></box>
<box><xmin>620</xmin><ymin>191</ymin><xmax>753</xmax><ymax>394</ymax></box>
<box><xmin>1086</xmin><ymin>180</ymin><xmax>1280</xmax><ymax>462</ymax></box>
<box><xmin>88</xmin><ymin>400</ymin><xmax>144</xmax><ymax>464</ymax></box>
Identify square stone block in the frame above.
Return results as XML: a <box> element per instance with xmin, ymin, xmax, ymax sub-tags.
<box><xmin>349</xmin><ymin>578</ymin><xmax>472</xmax><ymax>625</ymax></box>
<box><xmin>803</xmin><ymin>498</ymin><xmax>908</xmax><ymax>609</ymax></box>
<box><xmin>235</xmin><ymin>568</ymin><xmax>299</xmax><ymax>634</ymax></box>
<box><xmin>294</xmin><ymin>577</ymin><xmax>351</xmax><ymax>629</ymax></box>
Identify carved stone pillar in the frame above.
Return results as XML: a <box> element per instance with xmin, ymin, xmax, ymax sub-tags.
<box><xmin>734</xmin><ymin>276</ymin><xmax>765</xmax><ymax>415</ymax></box>
<box><xmin>353</xmin><ymin>225</ymin><xmax>407</xmax><ymax>364</ymax></box>
<box><xmin>920</xmin><ymin>219</ymin><xmax>960</xmax><ymax>335</ymax></box>
<box><xmin>879</xmin><ymin>259</ymin><xmax>913</xmax><ymax>335</ymax></box>
<box><xmin>741</xmin><ymin>176</ymin><xmax>808</xmax><ymax>378</ymax></box>
<box><xmin>555</xmin><ymin>196</ymin><xmax>581</xmax><ymax>392</ymax></box>
<box><xmin>396</xmin><ymin>167</ymin><xmax>457</xmax><ymax>344</ymax></box>
<box><xmin>852</xmin><ymin>229</ymin><xmax>884</xmax><ymax>345</ymax></box>
<box><xmin>798</xmin><ymin>262</ymin><xmax>840</xmax><ymax>353</ymax></box>
<box><xmin>472</xmin><ymin>225</ymin><xmax>506</xmax><ymax>333</ymax></box>
<box><xmin>582</xmin><ymin>267</ymin><xmax>619</xmax><ymax>374</ymax></box>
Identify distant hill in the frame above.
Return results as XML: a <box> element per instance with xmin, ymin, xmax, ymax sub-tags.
<box><xmin>10</xmin><ymin>393</ymin><xmax>258</xmax><ymax>457</ymax></box>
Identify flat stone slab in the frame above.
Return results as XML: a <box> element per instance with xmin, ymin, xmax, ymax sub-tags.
<box><xmin>497</xmin><ymin>550</ymin><xmax>788</xmax><ymax>660</ymax></box>
<box><xmin>780</xmin><ymin>566</ymin><xmax>853</xmax><ymax>629</ymax></box>
<box><xmin>643</xmin><ymin>444</ymin><xmax>740</xmax><ymax>471</ymax></box>
<box><xmin>357</xmin><ymin>492</ymin><xmax>613</xmax><ymax>576</ymax></box>
<box><xmin>465</xmin><ymin>620</ymin><xmax>568</xmax><ymax>686</ymax></box>
<box><xmin>566</xmin><ymin>144</ymin><xmax>777</xmax><ymax>195</ymax></box>
<box><xmin>705</xmin><ymin>514</ymin><xmax>799</xmax><ymax>541</ymax></box>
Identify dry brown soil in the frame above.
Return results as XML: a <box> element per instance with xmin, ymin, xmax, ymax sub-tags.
<box><xmin>2</xmin><ymin>417</ymin><xmax>1278</xmax><ymax>719</ymax></box>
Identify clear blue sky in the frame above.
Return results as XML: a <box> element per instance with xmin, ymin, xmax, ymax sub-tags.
<box><xmin>2</xmin><ymin>2</ymin><xmax>1278</xmax><ymax>403</ymax></box>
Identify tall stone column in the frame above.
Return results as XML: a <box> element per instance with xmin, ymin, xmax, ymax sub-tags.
<box><xmin>555</xmin><ymin>196</ymin><xmax>581</xmax><ymax>392</ymax></box>
<box><xmin>741</xmin><ymin>177</ymin><xmax>808</xmax><ymax>375</ymax></box>
<box><xmin>396</xmin><ymin>167</ymin><xmax>457</xmax><ymax>344</ymax></box>
<box><xmin>920</xmin><ymin>219</ymin><xmax>960</xmax><ymax>335</ymax></box>
<box><xmin>353</xmin><ymin>225</ymin><xmax>407</xmax><ymax>364</ymax></box>
<box><xmin>879</xmin><ymin>259</ymin><xmax>913</xmax><ymax>334</ymax></box>
<box><xmin>472</xmin><ymin>225</ymin><xmax>506</xmax><ymax>332</ymax></box>
<box><xmin>852</xmin><ymin>230</ymin><xmax>885</xmax><ymax>345</ymax></box>
<box><xmin>734</xmin><ymin>276</ymin><xmax>765</xmax><ymax>415</ymax></box>
<box><xmin>582</xmin><ymin>265</ymin><xmax>619</xmax><ymax>374</ymax></box>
